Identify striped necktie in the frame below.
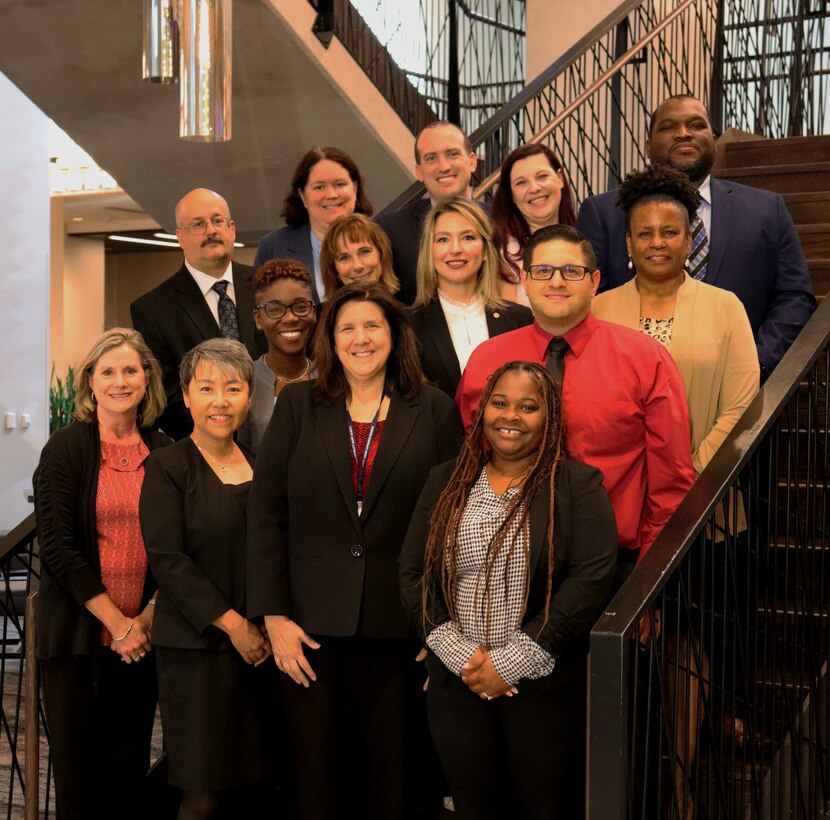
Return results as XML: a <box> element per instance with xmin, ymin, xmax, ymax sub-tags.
<box><xmin>688</xmin><ymin>213</ymin><xmax>709</xmax><ymax>281</ymax></box>
<box><xmin>212</xmin><ymin>281</ymin><xmax>241</xmax><ymax>340</ymax></box>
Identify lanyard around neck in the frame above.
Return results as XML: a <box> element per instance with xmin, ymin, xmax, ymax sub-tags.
<box><xmin>347</xmin><ymin>395</ymin><xmax>385</xmax><ymax>516</ymax></box>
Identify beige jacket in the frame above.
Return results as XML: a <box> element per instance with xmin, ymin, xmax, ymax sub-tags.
<box><xmin>593</xmin><ymin>274</ymin><xmax>760</xmax><ymax>474</ymax></box>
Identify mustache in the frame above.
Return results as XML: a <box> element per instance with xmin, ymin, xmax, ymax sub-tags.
<box><xmin>200</xmin><ymin>236</ymin><xmax>225</xmax><ymax>247</ymax></box>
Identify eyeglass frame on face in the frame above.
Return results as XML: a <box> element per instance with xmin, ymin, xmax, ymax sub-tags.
<box><xmin>177</xmin><ymin>216</ymin><xmax>234</xmax><ymax>234</ymax></box>
<box><xmin>255</xmin><ymin>299</ymin><xmax>315</xmax><ymax>321</ymax></box>
<box><xmin>526</xmin><ymin>263</ymin><xmax>595</xmax><ymax>281</ymax></box>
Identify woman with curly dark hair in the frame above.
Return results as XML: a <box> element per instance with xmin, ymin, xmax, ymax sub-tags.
<box><xmin>238</xmin><ymin>258</ymin><xmax>317</xmax><ymax>451</ymax></box>
<box><xmin>254</xmin><ymin>147</ymin><xmax>373</xmax><ymax>303</ymax></box>
<box><xmin>248</xmin><ymin>283</ymin><xmax>463</xmax><ymax>819</ymax></box>
<box><xmin>399</xmin><ymin>361</ymin><xmax>618</xmax><ymax>820</ymax></box>
<box><xmin>593</xmin><ymin>164</ymin><xmax>759</xmax><ymax>475</ymax></box>
<box><xmin>491</xmin><ymin>144</ymin><xmax>577</xmax><ymax>303</ymax></box>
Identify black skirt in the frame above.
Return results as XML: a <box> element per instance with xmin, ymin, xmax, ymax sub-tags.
<box><xmin>156</xmin><ymin>645</ymin><xmax>280</xmax><ymax>792</ymax></box>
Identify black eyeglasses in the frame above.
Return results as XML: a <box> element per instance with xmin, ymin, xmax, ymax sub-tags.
<box><xmin>255</xmin><ymin>299</ymin><xmax>314</xmax><ymax>320</ymax></box>
<box><xmin>178</xmin><ymin>216</ymin><xmax>232</xmax><ymax>234</ymax></box>
<box><xmin>527</xmin><ymin>264</ymin><xmax>595</xmax><ymax>281</ymax></box>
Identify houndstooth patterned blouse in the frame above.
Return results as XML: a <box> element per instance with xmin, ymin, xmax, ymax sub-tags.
<box><xmin>425</xmin><ymin>468</ymin><xmax>554</xmax><ymax>686</ymax></box>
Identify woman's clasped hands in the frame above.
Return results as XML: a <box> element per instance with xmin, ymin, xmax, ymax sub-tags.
<box><xmin>460</xmin><ymin>646</ymin><xmax>519</xmax><ymax>701</ymax></box>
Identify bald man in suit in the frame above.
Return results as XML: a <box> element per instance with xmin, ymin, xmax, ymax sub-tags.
<box><xmin>131</xmin><ymin>189</ymin><xmax>266</xmax><ymax>440</ymax></box>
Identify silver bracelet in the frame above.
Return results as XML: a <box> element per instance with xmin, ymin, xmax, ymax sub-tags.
<box><xmin>112</xmin><ymin>618</ymin><xmax>133</xmax><ymax>642</ymax></box>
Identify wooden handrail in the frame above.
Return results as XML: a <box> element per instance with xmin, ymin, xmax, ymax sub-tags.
<box><xmin>24</xmin><ymin>591</ymin><xmax>39</xmax><ymax>820</ymax></box>
<box><xmin>472</xmin><ymin>0</ymin><xmax>696</xmax><ymax>199</ymax></box>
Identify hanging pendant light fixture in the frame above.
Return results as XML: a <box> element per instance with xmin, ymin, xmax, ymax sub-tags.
<box><xmin>142</xmin><ymin>0</ymin><xmax>179</xmax><ymax>84</ymax></box>
<box><xmin>179</xmin><ymin>0</ymin><xmax>232</xmax><ymax>142</ymax></box>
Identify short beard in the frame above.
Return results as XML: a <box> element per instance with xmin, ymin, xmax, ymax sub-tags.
<box><xmin>666</xmin><ymin>153</ymin><xmax>714</xmax><ymax>185</ymax></box>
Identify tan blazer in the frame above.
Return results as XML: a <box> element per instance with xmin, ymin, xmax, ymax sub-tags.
<box><xmin>593</xmin><ymin>274</ymin><xmax>759</xmax><ymax>474</ymax></box>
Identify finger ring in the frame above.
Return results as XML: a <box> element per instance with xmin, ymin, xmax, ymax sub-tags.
<box><xmin>483</xmin><ymin>693</ymin><xmax>493</xmax><ymax>701</ymax></box>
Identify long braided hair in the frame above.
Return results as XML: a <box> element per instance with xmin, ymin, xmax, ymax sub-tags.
<box><xmin>421</xmin><ymin>361</ymin><xmax>567</xmax><ymax>641</ymax></box>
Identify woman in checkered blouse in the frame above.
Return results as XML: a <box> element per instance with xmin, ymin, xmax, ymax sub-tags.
<box><xmin>400</xmin><ymin>361</ymin><xmax>619</xmax><ymax>819</ymax></box>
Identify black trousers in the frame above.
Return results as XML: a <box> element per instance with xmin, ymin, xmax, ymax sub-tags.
<box><xmin>426</xmin><ymin>667</ymin><xmax>587</xmax><ymax>820</ymax></box>
<box><xmin>279</xmin><ymin>636</ymin><xmax>420</xmax><ymax>820</ymax></box>
<box><xmin>40</xmin><ymin>647</ymin><xmax>157</xmax><ymax>820</ymax></box>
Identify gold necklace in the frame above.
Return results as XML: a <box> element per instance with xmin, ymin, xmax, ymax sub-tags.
<box><xmin>266</xmin><ymin>354</ymin><xmax>312</xmax><ymax>383</ymax></box>
<box><xmin>193</xmin><ymin>438</ymin><xmax>238</xmax><ymax>473</ymax></box>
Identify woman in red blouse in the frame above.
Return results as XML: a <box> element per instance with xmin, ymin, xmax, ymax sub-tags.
<box><xmin>33</xmin><ymin>328</ymin><xmax>169</xmax><ymax>820</ymax></box>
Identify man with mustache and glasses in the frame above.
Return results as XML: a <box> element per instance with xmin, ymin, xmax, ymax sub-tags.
<box><xmin>577</xmin><ymin>94</ymin><xmax>815</xmax><ymax>378</ymax></box>
<box><xmin>131</xmin><ymin>188</ymin><xmax>266</xmax><ymax>440</ymax></box>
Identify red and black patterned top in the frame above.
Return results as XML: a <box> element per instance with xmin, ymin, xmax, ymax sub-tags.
<box><xmin>96</xmin><ymin>439</ymin><xmax>150</xmax><ymax>644</ymax></box>
<box><xmin>349</xmin><ymin>420</ymin><xmax>385</xmax><ymax>498</ymax></box>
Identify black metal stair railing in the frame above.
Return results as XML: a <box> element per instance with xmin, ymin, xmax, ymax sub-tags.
<box><xmin>306</xmin><ymin>0</ymin><xmax>526</xmax><ymax>138</ymax></box>
<box><xmin>383</xmin><ymin>0</ymin><xmax>830</xmax><ymax>213</ymax></box>
<box><xmin>589</xmin><ymin>296</ymin><xmax>830</xmax><ymax>820</ymax></box>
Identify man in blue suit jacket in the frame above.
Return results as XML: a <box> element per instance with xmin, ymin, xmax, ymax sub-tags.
<box><xmin>576</xmin><ymin>94</ymin><xmax>815</xmax><ymax>375</ymax></box>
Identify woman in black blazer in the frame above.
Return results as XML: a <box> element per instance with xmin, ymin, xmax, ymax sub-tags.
<box><xmin>248</xmin><ymin>283</ymin><xmax>463</xmax><ymax>819</ymax></box>
<box><xmin>33</xmin><ymin>328</ymin><xmax>169</xmax><ymax>820</ymax></box>
<box><xmin>399</xmin><ymin>362</ymin><xmax>619</xmax><ymax>820</ymax></box>
<box><xmin>409</xmin><ymin>197</ymin><xmax>533</xmax><ymax>398</ymax></box>
<box><xmin>140</xmin><ymin>339</ymin><xmax>276</xmax><ymax>819</ymax></box>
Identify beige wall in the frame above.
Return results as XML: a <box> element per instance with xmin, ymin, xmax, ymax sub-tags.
<box><xmin>526</xmin><ymin>0</ymin><xmax>621</xmax><ymax>82</ymax></box>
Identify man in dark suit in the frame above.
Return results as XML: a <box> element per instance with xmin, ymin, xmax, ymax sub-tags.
<box><xmin>378</xmin><ymin>121</ymin><xmax>480</xmax><ymax>305</ymax></box>
<box><xmin>576</xmin><ymin>94</ymin><xmax>816</xmax><ymax>375</ymax></box>
<box><xmin>130</xmin><ymin>188</ymin><xmax>266</xmax><ymax>440</ymax></box>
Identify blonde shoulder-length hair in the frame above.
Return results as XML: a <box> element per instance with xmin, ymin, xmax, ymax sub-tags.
<box><xmin>73</xmin><ymin>328</ymin><xmax>166</xmax><ymax>427</ymax></box>
<box><xmin>414</xmin><ymin>197</ymin><xmax>507</xmax><ymax>310</ymax></box>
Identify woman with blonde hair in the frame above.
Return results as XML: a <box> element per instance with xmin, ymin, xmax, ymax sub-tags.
<box><xmin>33</xmin><ymin>327</ymin><xmax>169</xmax><ymax>820</ymax></box>
<box><xmin>409</xmin><ymin>197</ymin><xmax>532</xmax><ymax>397</ymax></box>
<box><xmin>320</xmin><ymin>213</ymin><xmax>400</xmax><ymax>296</ymax></box>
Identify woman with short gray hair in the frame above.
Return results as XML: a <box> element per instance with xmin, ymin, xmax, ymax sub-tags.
<box><xmin>141</xmin><ymin>338</ymin><xmax>277</xmax><ymax>819</ymax></box>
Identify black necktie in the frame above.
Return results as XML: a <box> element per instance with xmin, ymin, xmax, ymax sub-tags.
<box><xmin>545</xmin><ymin>337</ymin><xmax>569</xmax><ymax>389</ymax></box>
<box><xmin>212</xmin><ymin>281</ymin><xmax>240</xmax><ymax>341</ymax></box>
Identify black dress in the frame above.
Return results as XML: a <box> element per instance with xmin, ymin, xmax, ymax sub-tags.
<box><xmin>140</xmin><ymin>439</ymin><xmax>278</xmax><ymax>791</ymax></box>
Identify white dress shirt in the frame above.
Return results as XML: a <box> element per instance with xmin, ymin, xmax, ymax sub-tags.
<box><xmin>185</xmin><ymin>261</ymin><xmax>235</xmax><ymax>327</ymax></box>
<box><xmin>697</xmin><ymin>175</ymin><xmax>712</xmax><ymax>239</ymax></box>
<box><xmin>438</xmin><ymin>291</ymin><xmax>489</xmax><ymax>372</ymax></box>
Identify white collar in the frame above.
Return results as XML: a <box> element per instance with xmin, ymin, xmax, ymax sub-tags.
<box><xmin>185</xmin><ymin>260</ymin><xmax>234</xmax><ymax>297</ymax></box>
<box><xmin>697</xmin><ymin>175</ymin><xmax>712</xmax><ymax>207</ymax></box>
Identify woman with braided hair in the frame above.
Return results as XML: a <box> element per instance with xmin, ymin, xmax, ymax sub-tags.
<box><xmin>399</xmin><ymin>361</ymin><xmax>618</xmax><ymax>819</ymax></box>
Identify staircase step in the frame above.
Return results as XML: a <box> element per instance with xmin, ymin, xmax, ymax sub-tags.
<box><xmin>716</xmin><ymin>162</ymin><xmax>830</xmax><ymax>194</ymax></box>
<box><xmin>808</xmin><ymin>259</ymin><xmax>830</xmax><ymax>296</ymax></box>
<box><xmin>724</xmin><ymin>135</ymin><xmax>830</xmax><ymax>169</ymax></box>
<box><xmin>796</xmin><ymin>224</ymin><xmax>830</xmax><ymax>258</ymax></box>
<box><xmin>784</xmin><ymin>191</ymin><xmax>830</xmax><ymax>224</ymax></box>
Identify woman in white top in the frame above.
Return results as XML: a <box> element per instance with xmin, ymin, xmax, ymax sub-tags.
<box><xmin>409</xmin><ymin>198</ymin><xmax>532</xmax><ymax>398</ymax></box>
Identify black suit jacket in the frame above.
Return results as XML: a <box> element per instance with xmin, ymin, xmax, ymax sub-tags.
<box><xmin>376</xmin><ymin>199</ymin><xmax>432</xmax><ymax>306</ymax></box>
<box><xmin>130</xmin><ymin>261</ymin><xmax>266</xmax><ymax>440</ymax></box>
<box><xmin>247</xmin><ymin>381</ymin><xmax>463</xmax><ymax>639</ymax></box>
<box><xmin>409</xmin><ymin>297</ymin><xmax>534</xmax><ymax>398</ymax></box>
<box><xmin>398</xmin><ymin>458</ymin><xmax>619</xmax><ymax>688</ymax></box>
<box><xmin>576</xmin><ymin>177</ymin><xmax>816</xmax><ymax>373</ymax></box>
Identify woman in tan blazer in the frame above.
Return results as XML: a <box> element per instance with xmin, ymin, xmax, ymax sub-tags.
<box><xmin>592</xmin><ymin>165</ymin><xmax>759</xmax><ymax>475</ymax></box>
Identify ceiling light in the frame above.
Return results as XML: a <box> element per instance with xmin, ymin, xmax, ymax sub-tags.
<box><xmin>153</xmin><ymin>231</ymin><xmax>243</xmax><ymax>248</ymax></box>
<box><xmin>109</xmin><ymin>235</ymin><xmax>181</xmax><ymax>248</ymax></box>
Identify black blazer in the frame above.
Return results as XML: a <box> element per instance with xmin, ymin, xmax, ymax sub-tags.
<box><xmin>253</xmin><ymin>224</ymin><xmax>320</xmax><ymax>302</ymax></box>
<box><xmin>130</xmin><ymin>261</ymin><xmax>266</xmax><ymax>440</ymax></box>
<box><xmin>140</xmin><ymin>439</ymin><xmax>256</xmax><ymax>652</ymax></box>
<box><xmin>33</xmin><ymin>421</ymin><xmax>171</xmax><ymax>659</ymax></box>
<box><xmin>376</xmin><ymin>199</ymin><xmax>432</xmax><ymax>306</ymax></box>
<box><xmin>399</xmin><ymin>459</ymin><xmax>619</xmax><ymax>688</ymax></box>
<box><xmin>247</xmin><ymin>381</ymin><xmax>463</xmax><ymax>639</ymax></box>
<box><xmin>409</xmin><ymin>297</ymin><xmax>534</xmax><ymax>398</ymax></box>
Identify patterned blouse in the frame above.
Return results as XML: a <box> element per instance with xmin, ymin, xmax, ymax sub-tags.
<box><xmin>96</xmin><ymin>439</ymin><xmax>150</xmax><ymax>644</ymax></box>
<box><xmin>426</xmin><ymin>468</ymin><xmax>554</xmax><ymax>686</ymax></box>
<box><xmin>639</xmin><ymin>315</ymin><xmax>674</xmax><ymax>346</ymax></box>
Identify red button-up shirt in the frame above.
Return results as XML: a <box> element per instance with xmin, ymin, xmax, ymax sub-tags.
<box><xmin>455</xmin><ymin>315</ymin><xmax>695</xmax><ymax>556</ymax></box>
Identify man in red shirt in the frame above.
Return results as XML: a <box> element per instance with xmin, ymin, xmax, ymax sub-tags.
<box><xmin>456</xmin><ymin>224</ymin><xmax>694</xmax><ymax>559</ymax></box>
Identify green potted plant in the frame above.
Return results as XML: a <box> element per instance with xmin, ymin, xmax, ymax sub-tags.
<box><xmin>49</xmin><ymin>364</ymin><xmax>76</xmax><ymax>434</ymax></box>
